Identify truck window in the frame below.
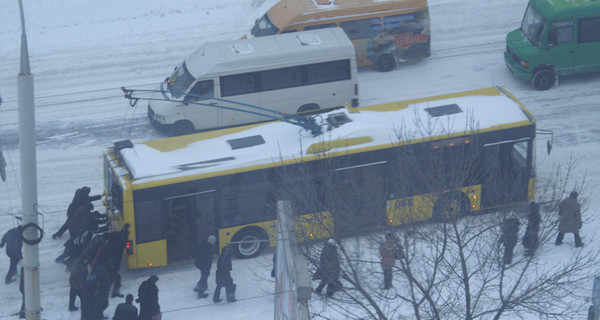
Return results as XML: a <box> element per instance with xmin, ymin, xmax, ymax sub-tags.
<box><xmin>547</xmin><ymin>21</ymin><xmax>573</xmax><ymax>47</ymax></box>
<box><xmin>578</xmin><ymin>17</ymin><xmax>600</xmax><ymax>43</ymax></box>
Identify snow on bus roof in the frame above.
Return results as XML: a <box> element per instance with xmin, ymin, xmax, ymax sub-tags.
<box><xmin>118</xmin><ymin>87</ymin><xmax>533</xmax><ymax>183</ymax></box>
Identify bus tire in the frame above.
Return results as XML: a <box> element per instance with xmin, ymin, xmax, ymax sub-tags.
<box><xmin>375</xmin><ymin>54</ymin><xmax>396</xmax><ymax>72</ymax></box>
<box><xmin>172</xmin><ymin>120</ymin><xmax>195</xmax><ymax>136</ymax></box>
<box><xmin>298</xmin><ymin>103</ymin><xmax>319</xmax><ymax>113</ymax></box>
<box><xmin>433</xmin><ymin>192</ymin><xmax>469</xmax><ymax>222</ymax></box>
<box><xmin>531</xmin><ymin>69</ymin><xmax>556</xmax><ymax>91</ymax></box>
<box><xmin>232</xmin><ymin>228</ymin><xmax>266</xmax><ymax>259</ymax></box>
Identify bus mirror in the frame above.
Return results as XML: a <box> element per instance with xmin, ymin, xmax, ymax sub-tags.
<box><xmin>546</xmin><ymin>140</ymin><xmax>552</xmax><ymax>155</ymax></box>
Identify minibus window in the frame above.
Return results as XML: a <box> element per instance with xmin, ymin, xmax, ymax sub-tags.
<box><xmin>521</xmin><ymin>3</ymin><xmax>547</xmax><ymax>47</ymax></box>
<box><xmin>251</xmin><ymin>14</ymin><xmax>280</xmax><ymax>37</ymax></box>
<box><xmin>340</xmin><ymin>18</ymin><xmax>381</xmax><ymax>40</ymax></box>
<box><xmin>305</xmin><ymin>23</ymin><xmax>337</xmax><ymax>31</ymax></box>
<box><xmin>579</xmin><ymin>17</ymin><xmax>600</xmax><ymax>43</ymax></box>
<box><xmin>167</xmin><ymin>63</ymin><xmax>195</xmax><ymax>99</ymax></box>
<box><xmin>188</xmin><ymin>80</ymin><xmax>214</xmax><ymax>101</ymax></box>
<box><xmin>547</xmin><ymin>21</ymin><xmax>573</xmax><ymax>47</ymax></box>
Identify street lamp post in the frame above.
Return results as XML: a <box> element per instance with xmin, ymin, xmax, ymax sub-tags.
<box><xmin>17</xmin><ymin>0</ymin><xmax>42</xmax><ymax>319</ymax></box>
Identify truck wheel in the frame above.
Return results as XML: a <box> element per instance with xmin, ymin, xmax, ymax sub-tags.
<box><xmin>531</xmin><ymin>69</ymin><xmax>556</xmax><ymax>91</ymax></box>
<box><xmin>375</xmin><ymin>54</ymin><xmax>396</xmax><ymax>72</ymax></box>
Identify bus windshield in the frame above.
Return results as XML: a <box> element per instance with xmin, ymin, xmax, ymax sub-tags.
<box><xmin>251</xmin><ymin>14</ymin><xmax>280</xmax><ymax>37</ymax></box>
<box><xmin>521</xmin><ymin>3</ymin><xmax>546</xmax><ymax>47</ymax></box>
<box><xmin>166</xmin><ymin>62</ymin><xmax>195</xmax><ymax>99</ymax></box>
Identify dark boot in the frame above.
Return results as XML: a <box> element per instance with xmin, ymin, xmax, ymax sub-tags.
<box><xmin>226</xmin><ymin>284</ymin><xmax>237</xmax><ymax>302</ymax></box>
<box><xmin>555</xmin><ymin>232</ymin><xmax>564</xmax><ymax>245</ymax></box>
<box><xmin>575</xmin><ymin>234</ymin><xmax>584</xmax><ymax>247</ymax></box>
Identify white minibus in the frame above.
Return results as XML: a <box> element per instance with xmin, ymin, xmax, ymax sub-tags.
<box><xmin>148</xmin><ymin>27</ymin><xmax>359</xmax><ymax>135</ymax></box>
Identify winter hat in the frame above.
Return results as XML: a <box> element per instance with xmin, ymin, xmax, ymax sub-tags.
<box><xmin>149</xmin><ymin>275</ymin><xmax>159</xmax><ymax>283</ymax></box>
<box><xmin>207</xmin><ymin>235</ymin><xmax>217</xmax><ymax>244</ymax></box>
<box><xmin>570</xmin><ymin>191</ymin><xmax>578</xmax><ymax>199</ymax></box>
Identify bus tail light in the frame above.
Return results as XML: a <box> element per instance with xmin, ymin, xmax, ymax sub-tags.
<box><xmin>354</xmin><ymin>84</ymin><xmax>359</xmax><ymax>95</ymax></box>
<box><xmin>126</xmin><ymin>241</ymin><xmax>134</xmax><ymax>255</ymax></box>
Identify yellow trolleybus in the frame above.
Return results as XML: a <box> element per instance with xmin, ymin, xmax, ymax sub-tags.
<box><xmin>246</xmin><ymin>0</ymin><xmax>431</xmax><ymax>72</ymax></box>
<box><xmin>104</xmin><ymin>87</ymin><xmax>536</xmax><ymax>269</ymax></box>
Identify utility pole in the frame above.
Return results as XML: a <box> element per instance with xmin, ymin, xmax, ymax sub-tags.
<box><xmin>17</xmin><ymin>0</ymin><xmax>42</xmax><ymax>319</ymax></box>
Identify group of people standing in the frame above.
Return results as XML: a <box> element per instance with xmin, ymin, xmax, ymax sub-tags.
<box><xmin>193</xmin><ymin>235</ymin><xmax>237</xmax><ymax>303</ymax></box>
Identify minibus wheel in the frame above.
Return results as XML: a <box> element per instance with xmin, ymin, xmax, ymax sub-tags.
<box><xmin>375</xmin><ymin>54</ymin><xmax>396</xmax><ymax>72</ymax></box>
<box><xmin>232</xmin><ymin>228</ymin><xmax>267</xmax><ymax>259</ymax></box>
<box><xmin>171</xmin><ymin>120</ymin><xmax>195</xmax><ymax>136</ymax></box>
<box><xmin>531</xmin><ymin>69</ymin><xmax>556</xmax><ymax>91</ymax></box>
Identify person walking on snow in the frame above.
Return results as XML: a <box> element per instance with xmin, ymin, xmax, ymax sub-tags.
<box><xmin>556</xmin><ymin>191</ymin><xmax>583</xmax><ymax>247</ymax></box>
<box><xmin>137</xmin><ymin>275</ymin><xmax>161</xmax><ymax>320</ymax></box>
<box><xmin>194</xmin><ymin>235</ymin><xmax>216</xmax><ymax>298</ymax></box>
<box><xmin>379</xmin><ymin>232</ymin><xmax>400</xmax><ymax>289</ymax></box>
<box><xmin>314</xmin><ymin>239</ymin><xmax>341</xmax><ymax>297</ymax></box>
<box><xmin>1</xmin><ymin>225</ymin><xmax>23</xmax><ymax>284</ymax></box>
<box><xmin>500</xmin><ymin>214</ymin><xmax>520</xmax><ymax>266</ymax></box>
<box><xmin>522</xmin><ymin>202</ymin><xmax>541</xmax><ymax>256</ymax></box>
<box><xmin>213</xmin><ymin>245</ymin><xmax>236</xmax><ymax>303</ymax></box>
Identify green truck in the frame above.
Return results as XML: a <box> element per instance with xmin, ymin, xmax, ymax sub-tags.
<box><xmin>505</xmin><ymin>0</ymin><xmax>600</xmax><ymax>90</ymax></box>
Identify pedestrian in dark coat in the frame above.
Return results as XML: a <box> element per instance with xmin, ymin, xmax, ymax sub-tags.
<box><xmin>54</xmin><ymin>186</ymin><xmax>102</xmax><ymax>239</ymax></box>
<box><xmin>112</xmin><ymin>294</ymin><xmax>138</xmax><ymax>320</ymax></box>
<box><xmin>379</xmin><ymin>233</ymin><xmax>399</xmax><ymax>289</ymax></box>
<box><xmin>69</xmin><ymin>257</ymin><xmax>89</xmax><ymax>311</ymax></box>
<box><xmin>1</xmin><ymin>225</ymin><xmax>23</xmax><ymax>284</ymax></box>
<box><xmin>93</xmin><ymin>259</ymin><xmax>115</xmax><ymax>319</ymax></box>
<box><xmin>56</xmin><ymin>224</ymin><xmax>97</xmax><ymax>271</ymax></box>
<box><xmin>522</xmin><ymin>202</ymin><xmax>541</xmax><ymax>256</ymax></box>
<box><xmin>81</xmin><ymin>271</ymin><xmax>101</xmax><ymax>320</ymax></box>
<box><xmin>137</xmin><ymin>275</ymin><xmax>161</xmax><ymax>320</ymax></box>
<box><xmin>213</xmin><ymin>245</ymin><xmax>236</xmax><ymax>303</ymax></box>
<box><xmin>500</xmin><ymin>215</ymin><xmax>520</xmax><ymax>266</ymax></box>
<box><xmin>69</xmin><ymin>202</ymin><xmax>95</xmax><ymax>239</ymax></box>
<box><xmin>97</xmin><ymin>224</ymin><xmax>130</xmax><ymax>298</ymax></box>
<box><xmin>556</xmin><ymin>191</ymin><xmax>583</xmax><ymax>247</ymax></box>
<box><xmin>194</xmin><ymin>235</ymin><xmax>216</xmax><ymax>298</ymax></box>
<box><xmin>314</xmin><ymin>239</ymin><xmax>341</xmax><ymax>297</ymax></box>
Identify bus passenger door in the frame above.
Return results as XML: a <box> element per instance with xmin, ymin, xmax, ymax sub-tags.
<box><xmin>165</xmin><ymin>190</ymin><xmax>217</xmax><ymax>263</ymax></box>
<box><xmin>481</xmin><ymin>142</ymin><xmax>530</xmax><ymax>208</ymax></box>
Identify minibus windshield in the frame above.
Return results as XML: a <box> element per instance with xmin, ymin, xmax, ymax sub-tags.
<box><xmin>521</xmin><ymin>3</ymin><xmax>547</xmax><ymax>47</ymax></box>
<box><xmin>251</xmin><ymin>14</ymin><xmax>280</xmax><ymax>37</ymax></box>
<box><xmin>166</xmin><ymin>62</ymin><xmax>195</xmax><ymax>99</ymax></box>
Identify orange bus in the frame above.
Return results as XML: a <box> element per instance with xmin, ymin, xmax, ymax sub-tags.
<box><xmin>246</xmin><ymin>0</ymin><xmax>430</xmax><ymax>72</ymax></box>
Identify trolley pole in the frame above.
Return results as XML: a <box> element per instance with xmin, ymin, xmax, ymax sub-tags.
<box><xmin>17</xmin><ymin>0</ymin><xmax>42</xmax><ymax>319</ymax></box>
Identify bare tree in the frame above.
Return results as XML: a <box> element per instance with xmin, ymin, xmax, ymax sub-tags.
<box><xmin>271</xmin><ymin>115</ymin><xmax>597</xmax><ymax>320</ymax></box>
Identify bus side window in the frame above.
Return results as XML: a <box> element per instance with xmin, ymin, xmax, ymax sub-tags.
<box><xmin>578</xmin><ymin>17</ymin><xmax>600</xmax><ymax>43</ymax></box>
<box><xmin>340</xmin><ymin>18</ymin><xmax>381</xmax><ymax>40</ymax></box>
<box><xmin>547</xmin><ymin>21</ymin><xmax>573</xmax><ymax>47</ymax></box>
<box><xmin>281</xmin><ymin>29</ymin><xmax>298</xmax><ymax>34</ymax></box>
<box><xmin>187</xmin><ymin>79</ymin><xmax>214</xmax><ymax>101</ymax></box>
<box><xmin>304</xmin><ymin>23</ymin><xmax>337</xmax><ymax>31</ymax></box>
<box><xmin>383</xmin><ymin>12</ymin><xmax>424</xmax><ymax>35</ymax></box>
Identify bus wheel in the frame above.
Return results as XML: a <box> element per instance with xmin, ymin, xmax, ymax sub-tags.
<box><xmin>232</xmin><ymin>229</ymin><xmax>266</xmax><ymax>259</ymax></box>
<box><xmin>433</xmin><ymin>193</ymin><xmax>468</xmax><ymax>222</ymax></box>
<box><xmin>375</xmin><ymin>54</ymin><xmax>396</xmax><ymax>72</ymax></box>
<box><xmin>298</xmin><ymin>103</ymin><xmax>319</xmax><ymax>114</ymax></box>
<box><xmin>172</xmin><ymin>120</ymin><xmax>195</xmax><ymax>136</ymax></box>
<box><xmin>531</xmin><ymin>69</ymin><xmax>556</xmax><ymax>91</ymax></box>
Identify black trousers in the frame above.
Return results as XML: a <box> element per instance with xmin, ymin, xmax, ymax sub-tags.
<box><xmin>383</xmin><ymin>268</ymin><xmax>393</xmax><ymax>289</ymax></box>
<box><xmin>68</xmin><ymin>287</ymin><xmax>82</xmax><ymax>309</ymax></box>
<box><xmin>196</xmin><ymin>269</ymin><xmax>209</xmax><ymax>293</ymax></box>
<box><xmin>556</xmin><ymin>232</ymin><xmax>583</xmax><ymax>246</ymax></box>
<box><xmin>5</xmin><ymin>256</ymin><xmax>19</xmax><ymax>284</ymax></box>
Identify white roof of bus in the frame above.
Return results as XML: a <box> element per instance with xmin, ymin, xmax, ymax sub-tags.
<box><xmin>186</xmin><ymin>27</ymin><xmax>354</xmax><ymax>78</ymax></box>
<box><xmin>117</xmin><ymin>87</ymin><xmax>534</xmax><ymax>185</ymax></box>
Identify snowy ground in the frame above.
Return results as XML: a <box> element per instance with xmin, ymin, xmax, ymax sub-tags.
<box><xmin>0</xmin><ymin>0</ymin><xmax>599</xmax><ymax>319</ymax></box>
